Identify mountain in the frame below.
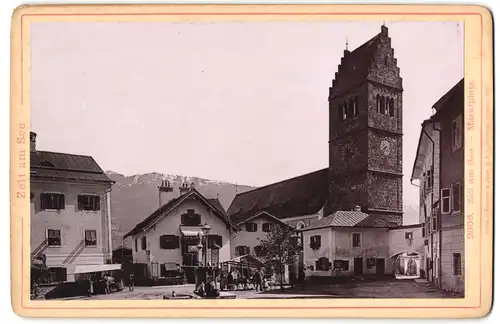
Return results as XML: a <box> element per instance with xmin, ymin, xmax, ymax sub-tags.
<box><xmin>105</xmin><ymin>171</ymin><xmax>256</xmax><ymax>249</ymax></box>
<box><xmin>403</xmin><ymin>204</ymin><xmax>420</xmax><ymax>225</ymax></box>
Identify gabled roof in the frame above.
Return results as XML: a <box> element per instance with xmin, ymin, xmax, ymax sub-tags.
<box><xmin>432</xmin><ymin>78</ymin><xmax>465</xmax><ymax>114</ymax></box>
<box><xmin>331</xmin><ymin>34</ymin><xmax>381</xmax><ymax>95</ymax></box>
<box><xmin>227</xmin><ymin>168</ymin><xmax>329</xmax><ymax>224</ymax></box>
<box><xmin>301</xmin><ymin>211</ymin><xmax>397</xmax><ymax>231</ymax></box>
<box><xmin>207</xmin><ymin>198</ymin><xmax>227</xmax><ymax>217</ymax></box>
<box><xmin>30</xmin><ymin>150</ymin><xmax>113</xmax><ymax>184</ymax></box>
<box><xmin>124</xmin><ymin>189</ymin><xmax>237</xmax><ymax>238</ymax></box>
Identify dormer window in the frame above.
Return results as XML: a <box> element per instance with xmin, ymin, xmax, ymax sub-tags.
<box><xmin>40</xmin><ymin>160</ymin><xmax>55</xmax><ymax>168</ymax></box>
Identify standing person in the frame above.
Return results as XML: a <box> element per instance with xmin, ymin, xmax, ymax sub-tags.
<box><xmin>298</xmin><ymin>267</ymin><xmax>305</xmax><ymax>290</ymax></box>
<box><xmin>87</xmin><ymin>275</ymin><xmax>94</xmax><ymax>297</ymax></box>
<box><xmin>103</xmin><ymin>273</ymin><xmax>111</xmax><ymax>294</ymax></box>
<box><xmin>227</xmin><ymin>271</ymin><xmax>234</xmax><ymax>291</ymax></box>
<box><xmin>253</xmin><ymin>268</ymin><xmax>262</xmax><ymax>292</ymax></box>
<box><xmin>128</xmin><ymin>273</ymin><xmax>135</xmax><ymax>292</ymax></box>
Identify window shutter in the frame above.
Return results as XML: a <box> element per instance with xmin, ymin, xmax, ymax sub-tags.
<box><xmin>159</xmin><ymin>235</ymin><xmax>166</xmax><ymax>249</ymax></box>
<box><xmin>94</xmin><ymin>196</ymin><xmax>101</xmax><ymax>211</ymax></box>
<box><xmin>58</xmin><ymin>194</ymin><xmax>65</xmax><ymax>209</ymax></box>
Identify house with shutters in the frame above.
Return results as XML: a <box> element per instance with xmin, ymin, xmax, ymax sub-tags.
<box><xmin>124</xmin><ymin>181</ymin><xmax>238</xmax><ymax>283</ymax></box>
<box><xmin>30</xmin><ymin>132</ymin><xmax>116</xmax><ymax>283</ymax></box>
<box><xmin>230</xmin><ymin>211</ymin><xmax>295</xmax><ymax>260</ymax></box>
<box><xmin>410</xmin><ymin>79</ymin><xmax>464</xmax><ymax>294</ymax></box>
<box><xmin>300</xmin><ymin>209</ymin><xmax>424</xmax><ymax>277</ymax></box>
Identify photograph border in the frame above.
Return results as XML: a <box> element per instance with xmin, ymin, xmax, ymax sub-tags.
<box><xmin>10</xmin><ymin>4</ymin><xmax>493</xmax><ymax>318</ymax></box>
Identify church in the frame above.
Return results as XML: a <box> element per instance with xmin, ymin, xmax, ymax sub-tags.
<box><xmin>228</xmin><ymin>25</ymin><xmax>424</xmax><ymax>278</ymax></box>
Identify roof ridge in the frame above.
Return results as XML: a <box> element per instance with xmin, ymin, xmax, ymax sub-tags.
<box><xmin>33</xmin><ymin>150</ymin><xmax>94</xmax><ymax>158</ymax></box>
<box><xmin>232</xmin><ymin>168</ymin><xmax>328</xmax><ymax>198</ymax></box>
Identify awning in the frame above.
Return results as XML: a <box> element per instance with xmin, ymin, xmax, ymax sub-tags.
<box><xmin>180</xmin><ymin>226</ymin><xmax>202</xmax><ymax>237</ymax></box>
<box><xmin>67</xmin><ymin>264</ymin><xmax>122</xmax><ymax>275</ymax></box>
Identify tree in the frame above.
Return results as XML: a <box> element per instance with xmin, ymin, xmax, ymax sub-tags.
<box><xmin>258</xmin><ymin>224</ymin><xmax>302</xmax><ymax>291</ymax></box>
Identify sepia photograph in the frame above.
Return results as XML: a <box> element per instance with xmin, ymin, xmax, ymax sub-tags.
<box><xmin>26</xmin><ymin>18</ymin><xmax>468</xmax><ymax>302</ymax></box>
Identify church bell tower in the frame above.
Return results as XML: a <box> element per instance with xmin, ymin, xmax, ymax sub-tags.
<box><xmin>328</xmin><ymin>25</ymin><xmax>403</xmax><ymax>225</ymax></box>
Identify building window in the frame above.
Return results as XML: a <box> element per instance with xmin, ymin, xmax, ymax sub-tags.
<box><xmin>441</xmin><ymin>188</ymin><xmax>451</xmax><ymax>214</ymax></box>
<box><xmin>254</xmin><ymin>245</ymin><xmax>267</xmax><ymax>257</ymax></box>
<box><xmin>352</xmin><ymin>233</ymin><xmax>361</xmax><ymax>248</ymax></box>
<box><xmin>40</xmin><ymin>193</ymin><xmax>65</xmax><ymax>210</ymax></box>
<box><xmin>380</xmin><ymin>96</ymin><xmax>386</xmax><ymax>115</ymax></box>
<box><xmin>78</xmin><ymin>195</ymin><xmax>101</xmax><ymax>211</ymax></box>
<box><xmin>426</xmin><ymin>170</ymin><xmax>433</xmax><ymax>193</ymax></box>
<box><xmin>245</xmin><ymin>223</ymin><xmax>257</xmax><ymax>232</ymax></box>
<box><xmin>453</xmin><ymin>253</ymin><xmax>462</xmax><ymax>275</ymax></box>
<box><xmin>451</xmin><ymin>115</ymin><xmax>463</xmax><ymax>151</ymax></box>
<box><xmin>366</xmin><ymin>258</ymin><xmax>376</xmax><ymax>269</ymax></box>
<box><xmin>405</xmin><ymin>232</ymin><xmax>413</xmax><ymax>240</ymax></box>
<box><xmin>422</xmin><ymin>226</ymin><xmax>425</xmax><ymax>238</ymax></box>
<box><xmin>135</xmin><ymin>238</ymin><xmax>138</xmax><ymax>252</ymax></box>
<box><xmin>160</xmin><ymin>235</ymin><xmax>180</xmax><ymax>249</ymax></box>
<box><xmin>48</xmin><ymin>267</ymin><xmax>67</xmax><ymax>283</ymax></box>
<box><xmin>310</xmin><ymin>235</ymin><xmax>321</xmax><ymax>249</ymax></box>
<box><xmin>333</xmin><ymin>260</ymin><xmax>349</xmax><ymax>271</ymax></box>
<box><xmin>235</xmin><ymin>245</ymin><xmax>250</xmax><ymax>257</ymax></box>
<box><xmin>376</xmin><ymin>95</ymin><xmax>381</xmax><ymax>113</ymax></box>
<box><xmin>84</xmin><ymin>230</ymin><xmax>97</xmax><ymax>246</ymax></box>
<box><xmin>141</xmin><ymin>236</ymin><xmax>147</xmax><ymax>250</ymax></box>
<box><xmin>262</xmin><ymin>223</ymin><xmax>274</xmax><ymax>232</ymax></box>
<box><xmin>47</xmin><ymin>229</ymin><xmax>61</xmax><ymax>246</ymax></box>
<box><xmin>432</xmin><ymin>217</ymin><xmax>438</xmax><ymax>232</ymax></box>
<box><xmin>452</xmin><ymin>182</ymin><xmax>461</xmax><ymax>212</ymax></box>
<box><xmin>211</xmin><ymin>248</ymin><xmax>219</xmax><ymax>265</ymax></box>
<box><xmin>207</xmin><ymin>235</ymin><xmax>223</xmax><ymax>249</ymax></box>
<box><xmin>181</xmin><ymin>209</ymin><xmax>201</xmax><ymax>226</ymax></box>
<box><xmin>315</xmin><ymin>257</ymin><xmax>331</xmax><ymax>271</ymax></box>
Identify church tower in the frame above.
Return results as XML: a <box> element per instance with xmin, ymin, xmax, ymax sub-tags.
<box><xmin>328</xmin><ymin>25</ymin><xmax>403</xmax><ymax>225</ymax></box>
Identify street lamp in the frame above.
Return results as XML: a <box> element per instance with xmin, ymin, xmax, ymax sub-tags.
<box><xmin>200</xmin><ymin>223</ymin><xmax>212</xmax><ymax>290</ymax></box>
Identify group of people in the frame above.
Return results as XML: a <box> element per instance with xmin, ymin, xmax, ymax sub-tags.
<box><xmin>219</xmin><ymin>268</ymin><xmax>272</xmax><ymax>292</ymax></box>
<box><xmin>85</xmin><ymin>273</ymin><xmax>117</xmax><ymax>297</ymax></box>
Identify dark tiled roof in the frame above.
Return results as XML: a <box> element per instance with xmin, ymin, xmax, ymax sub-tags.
<box><xmin>124</xmin><ymin>189</ymin><xmax>237</xmax><ymax>238</ymax></box>
<box><xmin>30</xmin><ymin>150</ymin><xmax>113</xmax><ymax>183</ymax></box>
<box><xmin>207</xmin><ymin>198</ymin><xmax>227</xmax><ymax>217</ymax></box>
<box><xmin>432</xmin><ymin>78</ymin><xmax>464</xmax><ymax>113</ymax></box>
<box><xmin>331</xmin><ymin>34</ymin><xmax>381</xmax><ymax>96</ymax></box>
<box><xmin>227</xmin><ymin>168</ymin><xmax>329</xmax><ymax>224</ymax></box>
<box><xmin>302</xmin><ymin>211</ymin><xmax>397</xmax><ymax>231</ymax></box>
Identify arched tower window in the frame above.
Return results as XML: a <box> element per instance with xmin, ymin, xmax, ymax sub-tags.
<box><xmin>353</xmin><ymin>97</ymin><xmax>359</xmax><ymax>117</ymax></box>
<box><xmin>384</xmin><ymin>55</ymin><xmax>388</xmax><ymax>65</ymax></box>
<box><xmin>338</xmin><ymin>102</ymin><xmax>347</xmax><ymax>121</ymax></box>
<box><xmin>380</xmin><ymin>96</ymin><xmax>386</xmax><ymax>115</ymax></box>
<box><xmin>376</xmin><ymin>95</ymin><xmax>381</xmax><ymax>113</ymax></box>
<box><xmin>348</xmin><ymin>99</ymin><xmax>354</xmax><ymax>118</ymax></box>
<box><xmin>389</xmin><ymin>98</ymin><xmax>395</xmax><ymax>117</ymax></box>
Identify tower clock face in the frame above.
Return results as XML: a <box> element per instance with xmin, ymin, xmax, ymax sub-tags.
<box><xmin>380</xmin><ymin>140</ymin><xmax>391</xmax><ymax>156</ymax></box>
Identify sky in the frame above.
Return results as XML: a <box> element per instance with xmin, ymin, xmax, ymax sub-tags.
<box><xmin>30</xmin><ymin>20</ymin><xmax>463</xmax><ymax>207</ymax></box>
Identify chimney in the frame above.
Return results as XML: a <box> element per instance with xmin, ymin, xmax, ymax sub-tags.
<box><xmin>158</xmin><ymin>179</ymin><xmax>175</xmax><ymax>208</ymax></box>
<box><xmin>30</xmin><ymin>132</ymin><xmax>37</xmax><ymax>152</ymax></box>
<box><xmin>354</xmin><ymin>205</ymin><xmax>362</xmax><ymax>212</ymax></box>
<box><xmin>179</xmin><ymin>181</ymin><xmax>190</xmax><ymax>195</ymax></box>
<box><xmin>381</xmin><ymin>25</ymin><xmax>388</xmax><ymax>36</ymax></box>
